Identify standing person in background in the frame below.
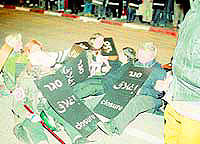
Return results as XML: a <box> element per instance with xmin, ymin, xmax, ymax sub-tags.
<box><xmin>97</xmin><ymin>0</ymin><xmax>109</xmax><ymax>20</ymax></box>
<box><xmin>57</xmin><ymin>0</ymin><xmax>65</xmax><ymax>11</ymax></box>
<box><xmin>142</xmin><ymin>0</ymin><xmax>153</xmax><ymax>23</ymax></box>
<box><xmin>68</xmin><ymin>0</ymin><xmax>82</xmax><ymax>14</ymax></box>
<box><xmin>45</xmin><ymin>0</ymin><xmax>54</xmax><ymax>10</ymax></box>
<box><xmin>173</xmin><ymin>0</ymin><xmax>184</xmax><ymax>28</ymax></box>
<box><xmin>152</xmin><ymin>0</ymin><xmax>166</xmax><ymax>26</ymax></box>
<box><xmin>118</xmin><ymin>0</ymin><xmax>123</xmax><ymax>18</ymax></box>
<box><xmin>164</xmin><ymin>0</ymin><xmax>200</xmax><ymax>143</ymax></box>
<box><xmin>163</xmin><ymin>0</ymin><xmax>173</xmax><ymax>24</ymax></box>
<box><xmin>83</xmin><ymin>0</ymin><xmax>93</xmax><ymax>16</ymax></box>
<box><xmin>126</xmin><ymin>0</ymin><xmax>142</xmax><ymax>23</ymax></box>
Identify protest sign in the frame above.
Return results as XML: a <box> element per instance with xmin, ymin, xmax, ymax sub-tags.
<box><xmin>94</xmin><ymin>65</ymin><xmax>152</xmax><ymax>119</ymax></box>
<box><xmin>35</xmin><ymin>72</ymin><xmax>100</xmax><ymax>137</ymax></box>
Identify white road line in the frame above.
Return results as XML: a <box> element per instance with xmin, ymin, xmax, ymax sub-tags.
<box><xmin>16</xmin><ymin>7</ymin><xmax>30</xmax><ymax>11</ymax></box>
<box><xmin>123</xmin><ymin>23</ymin><xmax>151</xmax><ymax>31</ymax></box>
<box><xmin>44</xmin><ymin>11</ymin><xmax>62</xmax><ymax>16</ymax></box>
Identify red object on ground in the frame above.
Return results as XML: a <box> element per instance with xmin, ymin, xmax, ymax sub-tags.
<box><xmin>100</xmin><ymin>19</ymin><xmax>124</xmax><ymax>26</ymax></box>
<box><xmin>62</xmin><ymin>13</ymin><xmax>80</xmax><ymax>18</ymax></box>
<box><xmin>161</xmin><ymin>64</ymin><xmax>172</xmax><ymax>70</ymax></box>
<box><xmin>3</xmin><ymin>5</ymin><xmax>16</xmax><ymax>9</ymax></box>
<box><xmin>149</xmin><ymin>27</ymin><xmax>177</xmax><ymax>38</ymax></box>
<box><xmin>41</xmin><ymin>121</ymin><xmax>65</xmax><ymax>144</ymax></box>
<box><xmin>24</xmin><ymin>104</ymin><xmax>66</xmax><ymax>144</ymax></box>
<box><xmin>30</xmin><ymin>9</ymin><xmax>45</xmax><ymax>14</ymax></box>
<box><xmin>24</xmin><ymin>104</ymin><xmax>34</xmax><ymax>114</ymax></box>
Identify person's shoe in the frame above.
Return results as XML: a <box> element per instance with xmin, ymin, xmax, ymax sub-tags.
<box><xmin>153</xmin><ymin>99</ymin><xmax>168</xmax><ymax>116</ymax></box>
<box><xmin>160</xmin><ymin>99</ymin><xmax>168</xmax><ymax>112</ymax></box>
<box><xmin>13</xmin><ymin>123</ymin><xmax>31</xmax><ymax>144</ymax></box>
<box><xmin>97</xmin><ymin>121</ymin><xmax>119</xmax><ymax>136</ymax></box>
<box><xmin>73</xmin><ymin>137</ymin><xmax>94</xmax><ymax>144</ymax></box>
<box><xmin>159</xmin><ymin>23</ymin><xmax>166</xmax><ymax>27</ymax></box>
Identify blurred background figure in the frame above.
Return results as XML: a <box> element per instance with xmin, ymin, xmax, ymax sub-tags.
<box><xmin>152</xmin><ymin>0</ymin><xmax>166</xmax><ymax>26</ymax></box>
<box><xmin>126</xmin><ymin>0</ymin><xmax>142</xmax><ymax>23</ymax></box>
<box><xmin>83</xmin><ymin>0</ymin><xmax>93</xmax><ymax>16</ymax></box>
<box><xmin>173</xmin><ymin>0</ymin><xmax>190</xmax><ymax>28</ymax></box>
<box><xmin>57</xmin><ymin>0</ymin><xmax>65</xmax><ymax>11</ymax></box>
<box><xmin>141</xmin><ymin>0</ymin><xmax>153</xmax><ymax>23</ymax></box>
<box><xmin>68</xmin><ymin>0</ymin><xmax>83</xmax><ymax>14</ymax></box>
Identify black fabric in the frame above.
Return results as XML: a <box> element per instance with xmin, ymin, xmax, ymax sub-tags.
<box><xmin>128</xmin><ymin>0</ymin><xmax>142</xmax><ymax>5</ymax></box>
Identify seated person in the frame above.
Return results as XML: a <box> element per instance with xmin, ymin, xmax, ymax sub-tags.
<box><xmin>96</xmin><ymin>42</ymin><xmax>167</xmax><ymax>135</ymax></box>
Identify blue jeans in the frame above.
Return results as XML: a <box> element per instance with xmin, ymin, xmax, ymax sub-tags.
<box><xmin>152</xmin><ymin>9</ymin><xmax>161</xmax><ymax>25</ymax></box>
<box><xmin>83</xmin><ymin>2</ymin><xmax>93</xmax><ymax>14</ymax></box>
<box><xmin>97</xmin><ymin>5</ymin><xmax>106</xmax><ymax>18</ymax></box>
<box><xmin>127</xmin><ymin>7</ymin><xmax>136</xmax><ymax>22</ymax></box>
<box><xmin>57</xmin><ymin>0</ymin><xmax>64</xmax><ymax>10</ymax></box>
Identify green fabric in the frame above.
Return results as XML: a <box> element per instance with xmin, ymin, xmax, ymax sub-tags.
<box><xmin>40</xmin><ymin>111</ymin><xmax>57</xmax><ymax>131</ymax></box>
<box><xmin>170</xmin><ymin>0</ymin><xmax>200</xmax><ymax>101</ymax></box>
<box><xmin>3</xmin><ymin>54</ymin><xmax>29</xmax><ymax>90</ymax></box>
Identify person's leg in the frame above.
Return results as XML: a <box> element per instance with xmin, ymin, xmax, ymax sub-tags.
<box><xmin>88</xmin><ymin>2</ymin><xmax>93</xmax><ymax>14</ymax></box>
<box><xmin>151</xmin><ymin>9</ymin><xmax>156</xmax><ymax>25</ymax></box>
<box><xmin>127</xmin><ymin>7</ymin><xmax>131</xmax><ymax>22</ymax></box>
<box><xmin>127</xmin><ymin>7</ymin><xmax>133</xmax><ymax>22</ymax></box>
<box><xmin>164</xmin><ymin>104</ymin><xmax>181</xmax><ymax>144</ymax></box>
<box><xmin>97</xmin><ymin>5</ymin><xmax>102</xmax><ymax>18</ymax></box>
<box><xmin>60</xmin><ymin>0</ymin><xmax>64</xmax><ymax>10</ymax></box>
<box><xmin>45</xmin><ymin>0</ymin><xmax>48</xmax><ymax>10</ymax></box>
<box><xmin>73</xmin><ymin>77</ymin><xmax>104</xmax><ymax>99</ymax></box>
<box><xmin>159</xmin><ymin>10</ymin><xmax>167</xmax><ymax>27</ymax></box>
<box><xmin>173</xmin><ymin>3</ymin><xmax>181</xmax><ymax>27</ymax></box>
<box><xmin>101</xmin><ymin>6</ymin><xmax>106</xmax><ymax>18</ymax></box>
<box><xmin>104</xmin><ymin>95</ymin><xmax>162</xmax><ymax>135</ymax></box>
<box><xmin>118</xmin><ymin>0</ymin><xmax>123</xmax><ymax>18</ymax></box>
<box><xmin>131</xmin><ymin>8</ymin><xmax>136</xmax><ymax>22</ymax></box>
<box><xmin>154</xmin><ymin>9</ymin><xmax>161</xmax><ymax>26</ymax></box>
<box><xmin>83</xmin><ymin>2</ymin><xmax>89</xmax><ymax>14</ymax></box>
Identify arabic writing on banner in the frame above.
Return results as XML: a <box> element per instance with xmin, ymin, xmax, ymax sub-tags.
<box><xmin>94</xmin><ymin>66</ymin><xmax>152</xmax><ymax>119</ymax></box>
<box><xmin>34</xmin><ymin>72</ymin><xmax>100</xmax><ymax>137</ymax></box>
<box><xmin>57</xmin><ymin>51</ymin><xmax>90</xmax><ymax>87</ymax></box>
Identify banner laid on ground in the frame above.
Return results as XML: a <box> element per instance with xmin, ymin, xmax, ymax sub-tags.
<box><xmin>57</xmin><ymin>51</ymin><xmax>90</xmax><ymax>87</ymax></box>
<box><xmin>34</xmin><ymin>72</ymin><xmax>100</xmax><ymax>137</ymax></box>
<box><xmin>94</xmin><ymin>66</ymin><xmax>152</xmax><ymax>119</ymax></box>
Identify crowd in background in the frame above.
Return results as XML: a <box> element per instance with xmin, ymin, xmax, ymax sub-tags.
<box><xmin>0</xmin><ymin>0</ymin><xmax>191</xmax><ymax>28</ymax></box>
